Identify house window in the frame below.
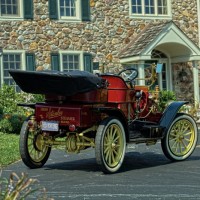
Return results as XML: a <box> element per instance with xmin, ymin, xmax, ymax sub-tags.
<box><xmin>49</xmin><ymin>0</ymin><xmax>90</xmax><ymax>21</ymax></box>
<box><xmin>0</xmin><ymin>0</ymin><xmax>19</xmax><ymax>16</ymax></box>
<box><xmin>51</xmin><ymin>51</ymin><xmax>93</xmax><ymax>72</ymax></box>
<box><xmin>1</xmin><ymin>53</ymin><xmax>23</xmax><ymax>91</ymax></box>
<box><xmin>130</xmin><ymin>0</ymin><xmax>170</xmax><ymax>18</ymax></box>
<box><xmin>62</xmin><ymin>54</ymin><xmax>80</xmax><ymax>71</ymax></box>
<box><xmin>0</xmin><ymin>0</ymin><xmax>33</xmax><ymax>20</ymax></box>
<box><xmin>59</xmin><ymin>0</ymin><xmax>79</xmax><ymax>20</ymax></box>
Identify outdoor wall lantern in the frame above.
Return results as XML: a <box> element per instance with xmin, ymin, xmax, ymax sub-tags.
<box><xmin>178</xmin><ymin>68</ymin><xmax>188</xmax><ymax>82</ymax></box>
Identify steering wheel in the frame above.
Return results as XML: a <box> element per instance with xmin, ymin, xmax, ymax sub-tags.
<box><xmin>118</xmin><ymin>68</ymin><xmax>138</xmax><ymax>84</ymax></box>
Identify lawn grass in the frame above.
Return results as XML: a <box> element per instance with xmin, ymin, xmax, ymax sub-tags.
<box><xmin>0</xmin><ymin>132</ymin><xmax>20</xmax><ymax>168</ymax></box>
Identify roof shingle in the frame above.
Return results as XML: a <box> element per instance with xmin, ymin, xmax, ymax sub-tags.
<box><xmin>119</xmin><ymin>21</ymin><xmax>172</xmax><ymax>58</ymax></box>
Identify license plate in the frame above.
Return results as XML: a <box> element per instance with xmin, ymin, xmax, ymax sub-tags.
<box><xmin>41</xmin><ymin>121</ymin><xmax>59</xmax><ymax>131</ymax></box>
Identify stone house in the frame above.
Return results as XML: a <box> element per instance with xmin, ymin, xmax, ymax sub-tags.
<box><xmin>0</xmin><ymin>0</ymin><xmax>200</xmax><ymax>103</ymax></box>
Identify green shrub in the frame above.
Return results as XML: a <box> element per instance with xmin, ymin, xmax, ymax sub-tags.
<box><xmin>0</xmin><ymin>85</ymin><xmax>19</xmax><ymax>114</ymax></box>
<box><xmin>0</xmin><ymin>84</ymin><xmax>45</xmax><ymax>115</ymax></box>
<box><xmin>0</xmin><ymin>84</ymin><xmax>45</xmax><ymax>134</ymax></box>
<box><xmin>158</xmin><ymin>90</ymin><xmax>176</xmax><ymax>111</ymax></box>
<box><xmin>9</xmin><ymin>114</ymin><xmax>27</xmax><ymax>134</ymax></box>
<box><xmin>0</xmin><ymin>118</ymin><xmax>13</xmax><ymax>133</ymax></box>
<box><xmin>31</xmin><ymin>94</ymin><xmax>45</xmax><ymax>103</ymax></box>
<box><xmin>0</xmin><ymin>114</ymin><xmax>26</xmax><ymax>134</ymax></box>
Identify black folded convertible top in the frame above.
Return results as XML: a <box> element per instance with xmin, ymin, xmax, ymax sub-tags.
<box><xmin>9</xmin><ymin>70</ymin><xmax>104</xmax><ymax>96</ymax></box>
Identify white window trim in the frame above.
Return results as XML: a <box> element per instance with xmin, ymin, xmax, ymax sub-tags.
<box><xmin>59</xmin><ymin>51</ymin><xmax>84</xmax><ymax>71</ymax></box>
<box><xmin>58</xmin><ymin>0</ymin><xmax>81</xmax><ymax>22</ymax></box>
<box><xmin>0</xmin><ymin>0</ymin><xmax>24</xmax><ymax>21</ymax></box>
<box><xmin>129</xmin><ymin>0</ymin><xmax>172</xmax><ymax>19</ymax></box>
<box><xmin>0</xmin><ymin>50</ymin><xmax>25</xmax><ymax>86</ymax></box>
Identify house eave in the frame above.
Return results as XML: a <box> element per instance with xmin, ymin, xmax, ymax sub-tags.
<box><xmin>120</xmin><ymin>55</ymin><xmax>152</xmax><ymax>64</ymax></box>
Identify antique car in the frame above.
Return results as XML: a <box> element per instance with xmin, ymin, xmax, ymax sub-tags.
<box><xmin>9</xmin><ymin>64</ymin><xmax>198</xmax><ymax>174</ymax></box>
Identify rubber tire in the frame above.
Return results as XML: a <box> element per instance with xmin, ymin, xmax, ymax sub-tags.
<box><xmin>95</xmin><ymin>117</ymin><xmax>126</xmax><ymax>174</ymax></box>
<box><xmin>161</xmin><ymin>114</ymin><xmax>198</xmax><ymax>161</ymax></box>
<box><xmin>20</xmin><ymin>120</ymin><xmax>51</xmax><ymax>168</ymax></box>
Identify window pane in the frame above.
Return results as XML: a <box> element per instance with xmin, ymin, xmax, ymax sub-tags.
<box><xmin>74</xmin><ymin>63</ymin><xmax>79</xmax><ymax>70</ymax></box>
<box><xmin>3</xmin><ymin>55</ymin><xmax>8</xmax><ymax>61</ymax></box>
<box><xmin>15</xmin><ymin>62</ymin><xmax>20</xmax><ymax>69</ymax></box>
<box><xmin>3</xmin><ymin>53</ymin><xmax>21</xmax><ymax>92</ymax></box>
<box><xmin>145</xmin><ymin>0</ymin><xmax>155</xmax><ymax>14</ymax></box>
<box><xmin>60</xmin><ymin>0</ymin><xmax>76</xmax><ymax>17</ymax></box>
<box><xmin>4</xmin><ymin>62</ymin><xmax>8</xmax><ymax>69</ymax></box>
<box><xmin>131</xmin><ymin>0</ymin><xmax>142</xmax><ymax>14</ymax></box>
<box><xmin>0</xmin><ymin>0</ymin><xmax>19</xmax><ymax>15</ymax></box>
<box><xmin>74</xmin><ymin>56</ymin><xmax>79</xmax><ymax>62</ymax></box>
<box><xmin>69</xmin><ymin>63</ymin><xmax>73</xmax><ymax>69</ymax></box>
<box><xmin>158</xmin><ymin>0</ymin><xmax>168</xmax><ymax>15</ymax></box>
<box><xmin>10</xmin><ymin>62</ymin><xmax>15</xmax><ymax>69</ymax></box>
<box><xmin>71</xmin><ymin>8</ymin><xmax>75</xmax><ymax>16</ymax></box>
<box><xmin>4</xmin><ymin>79</ymin><xmax>9</xmax><ymax>85</ymax></box>
<box><xmin>66</xmin><ymin>0</ymin><xmax>70</xmax><ymax>6</ymax></box>
<box><xmin>66</xmin><ymin>8</ymin><xmax>70</xmax><ymax>16</ymax></box>
<box><xmin>13</xmin><ymin>6</ymin><xmax>17</xmax><ymax>14</ymax></box>
<box><xmin>60</xmin><ymin>8</ymin><xmax>64</xmax><ymax>16</ymax></box>
<box><xmin>62</xmin><ymin>54</ymin><xmax>80</xmax><ymax>71</ymax></box>
<box><xmin>69</xmin><ymin>55</ymin><xmax>73</xmax><ymax>62</ymax></box>
<box><xmin>9</xmin><ymin>55</ymin><xmax>14</xmax><ymax>61</ymax></box>
<box><xmin>1</xmin><ymin>5</ymin><xmax>6</xmax><ymax>14</ymax></box>
<box><xmin>15</xmin><ymin>54</ymin><xmax>20</xmax><ymax>61</ymax></box>
<box><xmin>60</xmin><ymin>0</ymin><xmax>64</xmax><ymax>6</ymax></box>
<box><xmin>4</xmin><ymin>70</ymin><xmax>9</xmax><ymax>77</ymax></box>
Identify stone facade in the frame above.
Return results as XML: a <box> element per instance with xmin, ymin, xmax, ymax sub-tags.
<box><xmin>0</xmin><ymin>0</ymin><xmax>199</xmax><ymax>100</ymax></box>
<box><xmin>172</xmin><ymin>62</ymin><xmax>194</xmax><ymax>101</ymax></box>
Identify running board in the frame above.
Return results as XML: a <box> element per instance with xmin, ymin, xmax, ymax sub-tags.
<box><xmin>129</xmin><ymin>124</ymin><xmax>165</xmax><ymax>142</ymax></box>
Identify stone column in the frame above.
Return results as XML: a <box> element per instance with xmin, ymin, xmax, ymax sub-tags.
<box><xmin>138</xmin><ymin>61</ymin><xmax>145</xmax><ymax>85</ymax></box>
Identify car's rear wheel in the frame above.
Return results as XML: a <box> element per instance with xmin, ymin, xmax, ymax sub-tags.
<box><xmin>161</xmin><ymin>114</ymin><xmax>198</xmax><ymax>161</ymax></box>
<box><xmin>95</xmin><ymin>117</ymin><xmax>126</xmax><ymax>173</ymax></box>
<box><xmin>20</xmin><ymin>120</ymin><xmax>51</xmax><ymax>168</ymax></box>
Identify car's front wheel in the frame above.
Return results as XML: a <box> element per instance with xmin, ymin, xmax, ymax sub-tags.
<box><xmin>161</xmin><ymin>114</ymin><xmax>198</xmax><ymax>161</ymax></box>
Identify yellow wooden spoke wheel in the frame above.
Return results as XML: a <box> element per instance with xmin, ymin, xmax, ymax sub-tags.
<box><xmin>95</xmin><ymin>117</ymin><xmax>126</xmax><ymax>173</ymax></box>
<box><xmin>161</xmin><ymin>114</ymin><xmax>198</xmax><ymax>161</ymax></box>
<box><xmin>20</xmin><ymin>119</ymin><xmax>51</xmax><ymax>168</ymax></box>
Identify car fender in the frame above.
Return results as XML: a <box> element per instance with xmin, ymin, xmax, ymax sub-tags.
<box><xmin>159</xmin><ymin>101</ymin><xmax>189</xmax><ymax>136</ymax></box>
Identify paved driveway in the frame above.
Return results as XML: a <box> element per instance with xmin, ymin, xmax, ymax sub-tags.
<box><xmin>2</xmin><ymin>140</ymin><xmax>200</xmax><ymax>200</ymax></box>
